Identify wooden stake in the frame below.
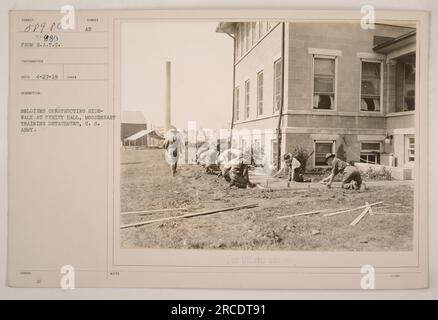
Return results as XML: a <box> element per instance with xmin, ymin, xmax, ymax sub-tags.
<box><xmin>120</xmin><ymin>203</ymin><xmax>258</xmax><ymax>229</ymax></box>
<box><xmin>277</xmin><ymin>210</ymin><xmax>320</xmax><ymax>219</ymax></box>
<box><xmin>368</xmin><ymin>205</ymin><xmax>374</xmax><ymax>216</ymax></box>
<box><xmin>323</xmin><ymin>201</ymin><xmax>383</xmax><ymax>217</ymax></box>
<box><xmin>350</xmin><ymin>202</ymin><xmax>371</xmax><ymax>226</ymax></box>
<box><xmin>373</xmin><ymin>212</ymin><xmax>413</xmax><ymax>216</ymax></box>
<box><xmin>120</xmin><ymin>207</ymin><xmax>186</xmax><ymax>216</ymax></box>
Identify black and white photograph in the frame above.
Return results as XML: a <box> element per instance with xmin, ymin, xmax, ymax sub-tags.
<box><xmin>119</xmin><ymin>19</ymin><xmax>417</xmax><ymax>252</ymax></box>
<box><xmin>4</xmin><ymin>3</ymin><xmax>433</xmax><ymax>293</ymax></box>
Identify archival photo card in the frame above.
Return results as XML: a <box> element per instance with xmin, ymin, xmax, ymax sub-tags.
<box><xmin>7</xmin><ymin>9</ymin><xmax>429</xmax><ymax>289</ymax></box>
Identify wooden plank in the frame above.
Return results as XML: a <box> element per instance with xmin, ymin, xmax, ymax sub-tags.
<box><xmin>375</xmin><ymin>204</ymin><xmax>412</xmax><ymax>209</ymax></box>
<box><xmin>350</xmin><ymin>203</ymin><xmax>371</xmax><ymax>226</ymax></box>
<box><xmin>373</xmin><ymin>212</ymin><xmax>413</xmax><ymax>216</ymax></box>
<box><xmin>323</xmin><ymin>201</ymin><xmax>383</xmax><ymax>217</ymax></box>
<box><xmin>120</xmin><ymin>203</ymin><xmax>258</xmax><ymax>229</ymax></box>
<box><xmin>120</xmin><ymin>207</ymin><xmax>186</xmax><ymax>216</ymax></box>
<box><xmin>277</xmin><ymin>210</ymin><xmax>321</xmax><ymax>219</ymax></box>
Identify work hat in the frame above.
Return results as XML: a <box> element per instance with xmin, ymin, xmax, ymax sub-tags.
<box><xmin>325</xmin><ymin>153</ymin><xmax>335</xmax><ymax>162</ymax></box>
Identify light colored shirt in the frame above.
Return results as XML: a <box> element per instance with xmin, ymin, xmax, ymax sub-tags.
<box><xmin>164</xmin><ymin>130</ymin><xmax>183</xmax><ymax>164</ymax></box>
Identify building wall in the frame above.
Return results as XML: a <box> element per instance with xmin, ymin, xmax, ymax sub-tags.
<box><xmin>121</xmin><ymin>123</ymin><xmax>147</xmax><ymax>141</ymax></box>
<box><xmin>287</xmin><ymin>22</ymin><xmax>413</xmax><ymax>115</ymax></box>
<box><xmin>286</xmin><ymin>113</ymin><xmax>386</xmax><ymax>130</ymax></box>
<box><xmin>233</xmin><ymin>22</ymin><xmax>283</xmax><ymax>129</ymax></box>
<box><xmin>125</xmin><ymin>135</ymin><xmax>163</xmax><ymax>147</ymax></box>
<box><xmin>229</xmin><ymin>22</ymin><xmax>416</xmax><ymax>177</ymax></box>
<box><xmin>386</xmin><ymin>112</ymin><xmax>415</xmax><ymax>130</ymax></box>
<box><xmin>282</xmin><ymin>22</ymin><xmax>414</xmax><ymax>172</ymax></box>
<box><xmin>283</xmin><ymin>132</ymin><xmax>367</xmax><ymax>169</ymax></box>
<box><xmin>385</xmin><ymin>113</ymin><xmax>415</xmax><ymax>168</ymax></box>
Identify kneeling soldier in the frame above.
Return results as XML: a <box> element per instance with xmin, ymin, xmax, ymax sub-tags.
<box><xmin>229</xmin><ymin>156</ymin><xmax>256</xmax><ymax>189</ymax></box>
<box><xmin>321</xmin><ymin>153</ymin><xmax>365</xmax><ymax>190</ymax></box>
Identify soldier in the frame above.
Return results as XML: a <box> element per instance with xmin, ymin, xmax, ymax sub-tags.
<box><xmin>272</xmin><ymin>153</ymin><xmax>311</xmax><ymax>184</ymax></box>
<box><xmin>321</xmin><ymin>153</ymin><xmax>366</xmax><ymax>190</ymax></box>
<box><xmin>163</xmin><ymin>126</ymin><xmax>183</xmax><ymax>177</ymax></box>
<box><xmin>273</xmin><ymin>153</ymin><xmax>301</xmax><ymax>181</ymax></box>
<box><xmin>228</xmin><ymin>154</ymin><xmax>256</xmax><ymax>189</ymax></box>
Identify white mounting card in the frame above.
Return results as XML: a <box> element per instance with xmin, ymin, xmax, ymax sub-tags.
<box><xmin>8</xmin><ymin>9</ymin><xmax>429</xmax><ymax>289</ymax></box>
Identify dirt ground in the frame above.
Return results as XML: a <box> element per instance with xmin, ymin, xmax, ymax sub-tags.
<box><xmin>120</xmin><ymin>149</ymin><xmax>413</xmax><ymax>251</ymax></box>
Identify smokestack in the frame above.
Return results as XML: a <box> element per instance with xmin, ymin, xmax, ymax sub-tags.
<box><xmin>165</xmin><ymin>61</ymin><xmax>171</xmax><ymax>131</ymax></box>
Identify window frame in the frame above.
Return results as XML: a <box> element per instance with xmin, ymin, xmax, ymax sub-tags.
<box><xmin>359</xmin><ymin>59</ymin><xmax>383</xmax><ymax>113</ymax></box>
<box><xmin>271</xmin><ymin>139</ymin><xmax>278</xmax><ymax>166</ymax></box>
<box><xmin>258</xmin><ymin>22</ymin><xmax>264</xmax><ymax>38</ymax></box>
<box><xmin>359</xmin><ymin>141</ymin><xmax>382</xmax><ymax>164</ymax></box>
<box><xmin>403</xmin><ymin>62</ymin><xmax>416</xmax><ymax>112</ymax></box>
<box><xmin>244</xmin><ymin>22</ymin><xmax>250</xmax><ymax>53</ymax></box>
<box><xmin>311</xmin><ymin>54</ymin><xmax>338</xmax><ymax>111</ymax></box>
<box><xmin>239</xmin><ymin>24</ymin><xmax>244</xmax><ymax>57</ymax></box>
<box><xmin>314</xmin><ymin>140</ymin><xmax>335</xmax><ymax>168</ymax></box>
<box><xmin>251</xmin><ymin>22</ymin><xmax>257</xmax><ymax>46</ymax></box>
<box><xmin>235</xmin><ymin>24</ymin><xmax>241</xmax><ymax>59</ymax></box>
<box><xmin>406</xmin><ymin>135</ymin><xmax>415</xmax><ymax>163</ymax></box>
<box><xmin>234</xmin><ymin>86</ymin><xmax>240</xmax><ymax>122</ymax></box>
<box><xmin>257</xmin><ymin>70</ymin><xmax>264</xmax><ymax>117</ymax></box>
<box><xmin>244</xmin><ymin>79</ymin><xmax>250</xmax><ymax>120</ymax></box>
<box><xmin>241</xmin><ymin>138</ymin><xmax>248</xmax><ymax>155</ymax></box>
<box><xmin>273</xmin><ymin>57</ymin><xmax>283</xmax><ymax>113</ymax></box>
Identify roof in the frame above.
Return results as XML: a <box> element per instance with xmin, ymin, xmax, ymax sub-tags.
<box><xmin>373</xmin><ymin>30</ymin><xmax>416</xmax><ymax>53</ymax></box>
<box><xmin>124</xmin><ymin>129</ymin><xmax>164</xmax><ymax>141</ymax></box>
<box><xmin>121</xmin><ymin>110</ymin><xmax>146</xmax><ymax>124</ymax></box>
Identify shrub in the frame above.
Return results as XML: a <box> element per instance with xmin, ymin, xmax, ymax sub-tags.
<box><xmin>362</xmin><ymin>166</ymin><xmax>393</xmax><ymax>181</ymax></box>
<box><xmin>290</xmin><ymin>146</ymin><xmax>311</xmax><ymax>176</ymax></box>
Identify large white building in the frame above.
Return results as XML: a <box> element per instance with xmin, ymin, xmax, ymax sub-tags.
<box><xmin>217</xmin><ymin>22</ymin><xmax>416</xmax><ymax>179</ymax></box>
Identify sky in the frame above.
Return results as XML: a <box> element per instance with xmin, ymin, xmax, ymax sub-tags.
<box><xmin>121</xmin><ymin>22</ymin><xmax>233</xmax><ymax>130</ymax></box>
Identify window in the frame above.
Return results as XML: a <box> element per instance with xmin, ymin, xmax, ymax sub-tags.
<box><xmin>258</xmin><ymin>22</ymin><xmax>264</xmax><ymax>38</ymax></box>
<box><xmin>252</xmin><ymin>138</ymin><xmax>261</xmax><ymax>155</ymax></box>
<box><xmin>252</xmin><ymin>138</ymin><xmax>262</xmax><ymax>165</ymax></box>
<box><xmin>251</xmin><ymin>22</ymin><xmax>257</xmax><ymax>45</ymax></box>
<box><xmin>404</xmin><ymin>63</ymin><xmax>415</xmax><ymax>111</ymax></box>
<box><xmin>267</xmin><ymin>22</ymin><xmax>276</xmax><ymax>32</ymax></box>
<box><xmin>314</xmin><ymin>142</ymin><xmax>334</xmax><ymax>166</ymax></box>
<box><xmin>407</xmin><ymin>136</ymin><xmax>415</xmax><ymax>162</ymax></box>
<box><xmin>396</xmin><ymin>54</ymin><xmax>415</xmax><ymax>112</ymax></box>
<box><xmin>234</xmin><ymin>86</ymin><xmax>240</xmax><ymax>121</ymax></box>
<box><xmin>236</xmin><ymin>25</ymin><xmax>241</xmax><ymax>59</ymax></box>
<box><xmin>241</xmin><ymin>138</ymin><xmax>248</xmax><ymax>155</ymax></box>
<box><xmin>272</xmin><ymin>140</ymin><xmax>278</xmax><ymax>166</ymax></box>
<box><xmin>360</xmin><ymin>142</ymin><xmax>381</xmax><ymax>164</ymax></box>
<box><xmin>244</xmin><ymin>80</ymin><xmax>250</xmax><ymax>119</ymax></box>
<box><xmin>257</xmin><ymin>70</ymin><xmax>264</xmax><ymax>116</ymax></box>
<box><xmin>313</xmin><ymin>56</ymin><xmax>336</xmax><ymax>110</ymax></box>
<box><xmin>239</xmin><ymin>24</ymin><xmax>244</xmax><ymax>57</ymax></box>
<box><xmin>273</xmin><ymin>58</ymin><xmax>283</xmax><ymax>112</ymax></box>
<box><xmin>360</xmin><ymin>61</ymin><xmax>382</xmax><ymax>112</ymax></box>
<box><xmin>245</xmin><ymin>23</ymin><xmax>250</xmax><ymax>52</ymax></box>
